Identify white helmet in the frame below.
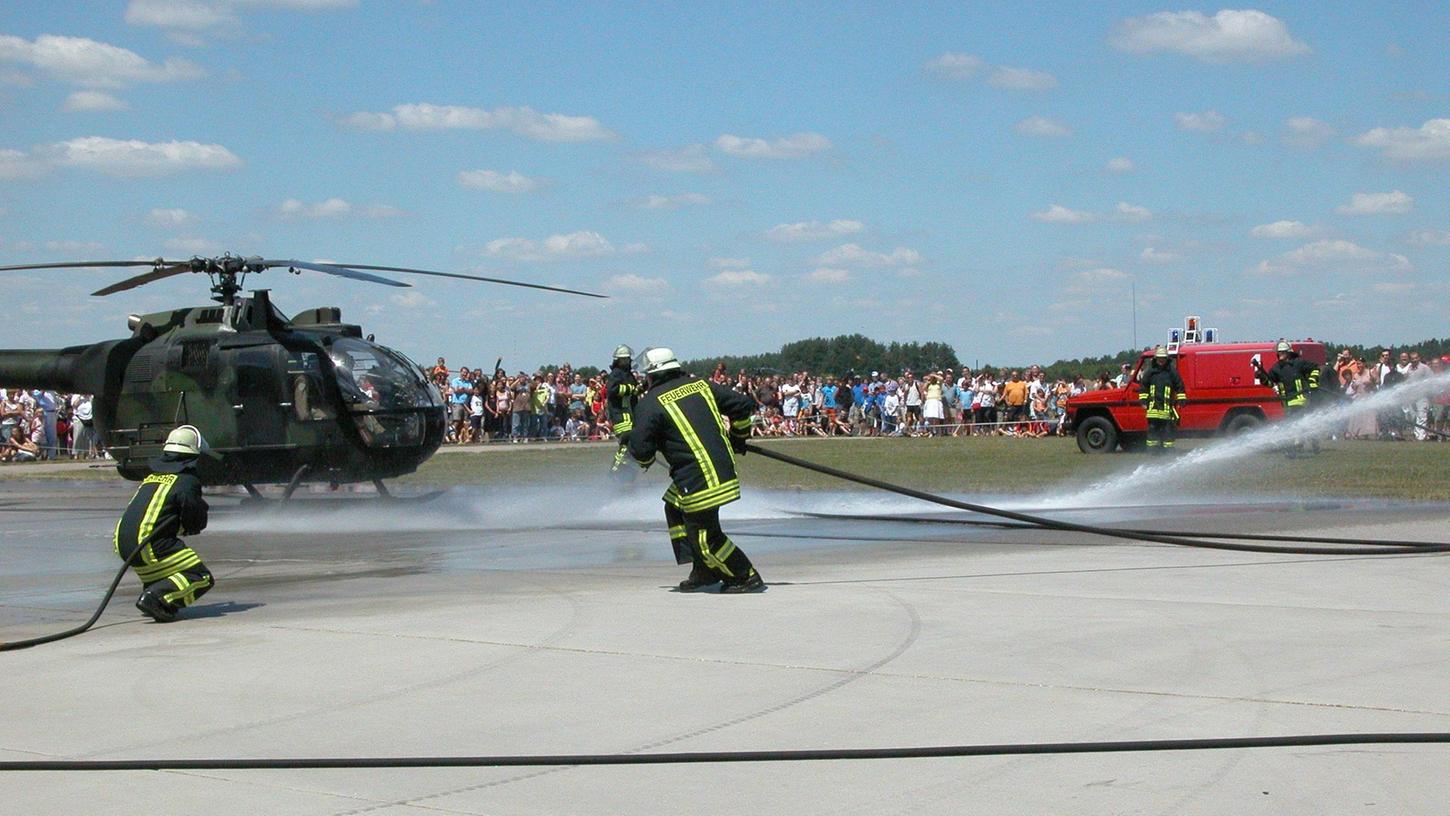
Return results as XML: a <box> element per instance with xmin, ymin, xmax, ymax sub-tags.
<box><xmin>162</xmin><ymin>424</ymin><xmax>207</xmax><ymax>457</ymax></box>
<box><xmin>613</xmin><ymin>344</ymin><xmax>633</xmax><ymax>361</ymax></box>
<box><xmin>637</xmin><ymin>347</ymin><xmax>682</xmax><ymax>376</ymax></box>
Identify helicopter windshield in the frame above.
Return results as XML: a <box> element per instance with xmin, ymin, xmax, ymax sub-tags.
<box><xmin>326</xmin><ymin>337</ymin><xmax>439</xmax><ymax>447</ymax></box>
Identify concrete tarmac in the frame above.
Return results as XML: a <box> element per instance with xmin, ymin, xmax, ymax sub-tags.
<box><xmin>1</xmin><ymin>480</ymin><xmax>1448</xmax><ymax>815</ymax></box>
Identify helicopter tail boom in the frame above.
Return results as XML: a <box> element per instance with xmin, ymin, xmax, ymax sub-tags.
<box><xmin>0</xmin><ymin>346</ymin><xmax>107</xmax><ymax>395</ymax></box>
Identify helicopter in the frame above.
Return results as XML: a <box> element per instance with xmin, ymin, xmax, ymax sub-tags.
<box><xmin>0</xmin><ymin>254</ymin><xmax>605</xmax><ymax>498</ymax></box>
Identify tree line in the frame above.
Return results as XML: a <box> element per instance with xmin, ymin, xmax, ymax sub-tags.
<box><xmin>682</xmin><ymin>334</ymin><xmax>1450</xmax><ymax>382</ymax></box>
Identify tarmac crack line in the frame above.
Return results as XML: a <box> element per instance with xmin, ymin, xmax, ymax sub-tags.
<box><xmin>260</xmin><ymin>623</ymin><xmax>1450</xmax><ymax>719</ymax></box>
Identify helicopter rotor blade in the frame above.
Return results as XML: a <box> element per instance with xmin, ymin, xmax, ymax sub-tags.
<box><xmin>259</xmin><ymin>259</ymin><xmax>410</xmax><ymax>288</ymax></box>
<box><xmin>91</xmin><ymin>262</ymin><xmax>196</xmax><ymax>296</ymax></box>
<box><xmin>332</xmin><ymin>263</ymin><xmax>609</xmax><ymax>299</ymax></box>
<box><xmin>0</xmin><ymin>260</ymin><xmax>176</xmax><ymax>273</ymax></box>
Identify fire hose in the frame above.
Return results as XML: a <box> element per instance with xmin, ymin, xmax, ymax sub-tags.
<box><xmin>0</xmin><ymin>549</ymin><xmax>139</xmax><ymax>652</ymax></box>
<box><xmin>743</xmin><ymin>444</ymin><xmax>1450</xmax><ymax>557</ymax></box>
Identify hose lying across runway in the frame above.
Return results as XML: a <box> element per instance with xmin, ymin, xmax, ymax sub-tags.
<box><xmin>0</xmin><ymin>551</ymin><xmax>137</xmax><ymax>652</ymax></box>
<box><xmin>3</xmin><ymin>733</ymin><xmax>1449</xmax><ymax>771</ymax></box>
<box><xmin>744</xmin><ymin>443</ymin><xmax>1450</xmax><ymax>557</ymax></box>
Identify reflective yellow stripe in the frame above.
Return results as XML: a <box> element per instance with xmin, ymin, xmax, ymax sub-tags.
<box><xmin>730</xmin><ymin>416</ymin><xmax>751</xmax><ymax>431</ymax></box>
<box><xmin>664</xmin><ymin>398</ymin><xmax>714</xmax><ymax>485</ymax></box>
<box><xmin>161</xmin><ymin>572</ymin><xmax>211</xmax><ymax>607</ymax></box>
<box><xmin>136</xmin><ymin>474</ymin><xmax>177</xmax><ymax>556</ymax></box>
<box><xmin>135</xmin><ymin>548</ymin><xmax>202</xmax><ymax>583</ymax></box>
<box><xmin>697</xmin><ymin>529</ymin><xmax>735</xmax><ymax>578</ymax></box>
<box><xmin>614</xmin><ymin>415</ymin><xmax>633</xmax><ymax>434</ymax></box>
<box><xmin>673</xmin><ymin>479</ymin><xmax>741</xmax><ymax>512</ymax></box>
<box><xmin>668</xmin><ymin>525</ymin><xmax>687</xmax><ymax>539</ymax></box>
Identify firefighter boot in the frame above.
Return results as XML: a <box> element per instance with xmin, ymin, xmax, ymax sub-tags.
<box><xmin>677</xmin><ymin>565</ymin><xmax>721</xmax><ymax>592</ymax></box>
<box><xmin>719</xmin><ymin>569</ymin><xmax>766</xmax><ymax>594</ymax></box>
<box><xmin>135</xmin><ymin>589</ymin><xmax>179</xmax><ymax>623</ymax></box>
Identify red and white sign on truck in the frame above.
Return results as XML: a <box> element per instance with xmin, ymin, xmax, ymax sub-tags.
<box><xmin>1066</xmin><ymin>333</ymin><xmax>1328</xmax><ymax>453</ymax></box>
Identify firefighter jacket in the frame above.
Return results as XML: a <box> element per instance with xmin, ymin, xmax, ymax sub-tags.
<box><xmin>1257</xmin><ymin>356</ymin><xmax>1319</xmax><ymax>407</ymax></box>
<box><xmin>606</xmin><ymin>364</ymin><xmax>640</xmax><ymax>435</ymax></box>
<box><xmin>1139</xmin><ymin>364</ymin><xmax>1187</xmax><ymax>421</ymax></box>
<box><xmin>113</xmin><ymin>457</ymin><xmax>209</xmax><ymax>585</ymax></box>
<box><xmin>628</xmin><ymin>371</ymin><xmax>758</xmax><ymax>513</ymax></box>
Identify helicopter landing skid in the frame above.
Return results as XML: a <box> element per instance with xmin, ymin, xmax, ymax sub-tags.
<box><xmin>237</xmin><ymin>470</ymin><xmax>443</xmax><ymax>506</ymax></box>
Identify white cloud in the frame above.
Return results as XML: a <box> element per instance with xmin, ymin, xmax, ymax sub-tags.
<box><xmin>637</xmin><ymin>192</ymin><xmax>711</xmax><ymax>210</ymax></box>
<box><xmin>715</xmin><ymin>132</ymin><xmax>831</xmax><ymax>159</ymax></box>
<box><xmin>277</xmin><ymin>197</ymin><xmax>403</xmax><ymax>219</ymax></box>
<box><xmin>1110</xmin><ymin>10</ymin><xmax>1310</xmax><ymax>63</ymax></box>
<box><xmin>1106</xmin><ymin>156</ymin><xmax>1134</xmax><ymax>173</ymax></box>
<box><xmin>987</xmin><ymin>67</ymin><xmax>1058</xmax><ymax>91</ymax></box>
<box><xmin>1032</xmin><ymin>204</ymin><xmax>1095</xmax><ymax>224</ymax></box>
<box><xmin>390</xmin><ymin>290</ymin><xmax>433</xmax><ymax>309</ymax></box>
<box><xmin>706</xmin><ymin>269</ymin><xmax>770</xmax><ymax>286</ymax></box>
<box><xmin>339</xmin><ymin>103</ymin><xmax>614</xmax><ymax>142</ymax></box>
<box><xmin>814</xmin><ymin>243</ymin><xmax>921</xmax><ymax>268</ymax></box>
<box><xmin>709</xmin><ymin>257</ymin><xmax>750</xmax><ymax>269</ymax></box>
<box><xmin>126</xmin><ymin>0</ymin><xmax>357</xmax><ymax>41</ymax></box>
<box><xmin>484</xmin><ymin>231</ymin><xmax>644</xmax><ymax>262</ymax></box>
<box><xmin>0</xmin><ymin>34</ymin><xmax>203</xmax><ymax>88</ymax></box>
<box><xmin>764</xmin><ymin>219</ymin><xmax>863</xmax><ymax>243</ymax></box>
<box><xmin>1409</xmin><ymin>228</ymin><xmax>1450</xmax><ymax>246</ymax></box>
<box><xmin>1283</xmin><ymin>116</ymin><xmax>1333</xmax><ymax>149</ymax></box>
<box><xmin>1115</xmin><ymin>202</ymin><xmax>1151</xmax><ymax>221</ymax></box>
<box><xmin>923</xmin><ymin>52</ymin><xmax>984</xmax><ymax>80</ymax></box>
<box><xmin>1255</xmin><ymin>239</ymin><xmax>1412</xmax><ymax>276</ymax></box>
<box><xmin>457</xmin><ymin>169</ymin><xmax>541</xmax><ymax>193</ymax></box>
<box><xmin>925</xmin><ymin>53</ymin><xmax>1056</xmax><ymax>90</ymax></box>
<box><xmin>0</xmin><ymin>69</ymin><xmax>34</xmax><ymax>86</ymax></box>
<box><xmin>1014</xmin><ymin>116</ymin><xmax>1072</xmax><ymax>137</ymax></box>
<box><xmin>1031</xmin><ymin>202</ymin><xmax>1149</xmax><ymax>223</ymax></box>
<box><xmin>636</xmin><ymin>144</ymin><xmax>715</xmax><ymax>172</ymax></box>
<box><xmin>1140</xmin><ymin>247</ymin><xmax>1180</xmax><ymax>264</ymax></box>
<box><xmin>1336</xmin><ymin>190</ymin><xmax>1413</xmax><ymax>215</ymax></box>
<box><xmin>807</xmin><ymin>267</ymin><xmax>851</xmax><ymax>283</ymax></box>
<box><xmin>1250</xmin><ymin>219</ymin><xmax>1320</xmax><ymax>239</ymax></box>
<box><xmin>39</xmin><ymin>136</ymin><xmax>240</xmax><ymax>177</ymax></box>
<box><xmin>605</xmin><ymin>273</ymin><xmax>669</xmax><ymax>295</ymax></box>
<box><xmin>1175</xmin><ymin>110</ymin><xmax>1227</xmax><ymax>132</ymax></box>
<box><xmin>61</xmin><ymin>90</ymin><xmax>129</xmax><ymax>112</ymax></box>
<box><xmin>1074</xmin><ymin>267</ymin><xmax>1129</xmax><ymax>284</ymax></box>
<box><xmin>145</xmin><ymin>207</ymin><xmax>197</xmax><ymax>228</ymax></box>
<box><xmin>1352</xmin><ymin>119</ymin><xmax>1450</xmax><ymax>161</ymax></box>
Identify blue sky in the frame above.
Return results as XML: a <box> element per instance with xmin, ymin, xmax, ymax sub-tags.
<box><xmin>0</xmin><ymin>2</ymin><xmax>1445</xmax><ymax>370</ymax></box>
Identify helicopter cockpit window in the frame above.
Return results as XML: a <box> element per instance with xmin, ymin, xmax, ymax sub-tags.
<box><xmin>326</xmin><ymin>337</ymin><xmax>434</xmax><ymax>447</ymax></box>
<box><xmin>287</xmin><ymin>351</ymin><xmax>334</xmax><ymax>421</ymax></box>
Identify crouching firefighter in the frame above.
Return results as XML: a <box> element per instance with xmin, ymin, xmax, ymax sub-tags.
<box><xmin>627</xmin><ymin>347</ymin><xmax>766</xmax><ymax>593</ymax></box>
<box><xmin>114</xmin><ymin>425</ymin><xmax>214</xmax><ymax>622</ymax></box>
<box><xmin>607</xmin><ymin>344</ymin><xmax>639</xmax><ymax>473</ymax></box>
<box><xmin>1254</xmin><ymin>340</ymin><xmax>1321</xmax><ymax>456</ymax></box>
<box><xmin>1139</xmin><ymin>346</ymin><xmax>1187</xmax><ymax>453</ymax></box>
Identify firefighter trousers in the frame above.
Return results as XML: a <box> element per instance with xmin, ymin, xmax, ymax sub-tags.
<box><xmin>664</xmin><ymin>504</ymin><xmax>756</xmax><ymax>581</ymax></box>
<box><xmin>120</xmin><ymin>537</ymin><xmax>214</xmax><ymax>609</ymax></box>
<box><xmin>1146</xmin><ymin>418</ymin><xmax>1177</xmax><ymax>451</ymax></box>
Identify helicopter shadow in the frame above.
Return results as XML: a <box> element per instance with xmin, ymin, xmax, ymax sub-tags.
<box><xmin>182</xmin><ymin>600</ymin><xmax>265</xmax><ymax>620</ymax></box>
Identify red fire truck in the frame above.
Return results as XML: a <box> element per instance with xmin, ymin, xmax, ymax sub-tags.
<box><xmin>1066</xmin><ymin>339</ymin><xmax>1328</xmax><ymax>452</ymax></box>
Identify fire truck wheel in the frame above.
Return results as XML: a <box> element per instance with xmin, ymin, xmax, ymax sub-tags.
<box><xmin>1224</xmin><ymin>413</ymin><xmax>1264</xmax><ymax>435</ymax></box>
<box><xmin>1076</xmin><ymin>416</ymin><xmax>1119</xmax><ymax>453</ymax></box>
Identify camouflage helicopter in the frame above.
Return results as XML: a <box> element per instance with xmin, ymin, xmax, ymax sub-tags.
<box><xmin>0</xmin><ymin>254</ymin><xmax>604</xmax><ymax>498</ymax></box>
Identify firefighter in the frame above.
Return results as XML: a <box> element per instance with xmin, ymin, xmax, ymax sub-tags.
<box><xmin>114</xmin><ymin>425</ymin><xmax>214</xmax><ymax>622</ymax></box>
<box><xmin>1254</xmin><ymin>340</ymin><xmax>1321</xmax><ymax>455</ymax></box>
<box><xmin>627</xmin><ymin>347</ymin><xmax>765</xmax><ymax>593</ymax></box>
<box><xmin>1139</xmin><ymin>346</ymin><xmax>1187</xmax><ymax>453</ymax></box>
<box><xmin>606</xmin><ymin>344</ymin><xmax>639</xmax><ymax>472</ymax></box>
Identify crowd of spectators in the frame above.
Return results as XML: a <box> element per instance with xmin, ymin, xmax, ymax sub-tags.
<box><xmin>3</xmin><ymin>347</ymin><xmax>1445</xmax><ymax>463</ymax></box>
<box><xmin>1332</xmin><ymin>349</ymin><xmax>1450</xmax><ymax>441</ymax></box>
<box><xmin>0</xmin><ymin>389</ymin><xmax>100</xmax><ymax>462</ymax></box>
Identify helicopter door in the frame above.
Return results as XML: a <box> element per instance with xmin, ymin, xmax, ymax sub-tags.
<box><xmin>233</xmin><ymin>348</ymin><xmax>288</xmax><ymax>447</ymax></box>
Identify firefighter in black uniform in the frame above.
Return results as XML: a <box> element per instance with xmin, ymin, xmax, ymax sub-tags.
<box><xmin>1254</xmin><ymin>340</ymin><xmax>1321</xmax><ymax>455</ymax></box>
<box><xmin>1139</xmin><ymin>346</ymin><xmax>1187</xmax><ymax>453</ymax></box>
<box><xmin>627</xmin><ymin>347</ymin><xmax>765</xmax><ymax>593</ymax></box>
<box><xmin>607</xmin><ymin>344</ymin><xmax>639</xmax><ymax>472</ymax></box>
<box><xmin>114</xmin><ymin>425</ymin><xmax>214</xmax><ymax>622</ymax></box>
